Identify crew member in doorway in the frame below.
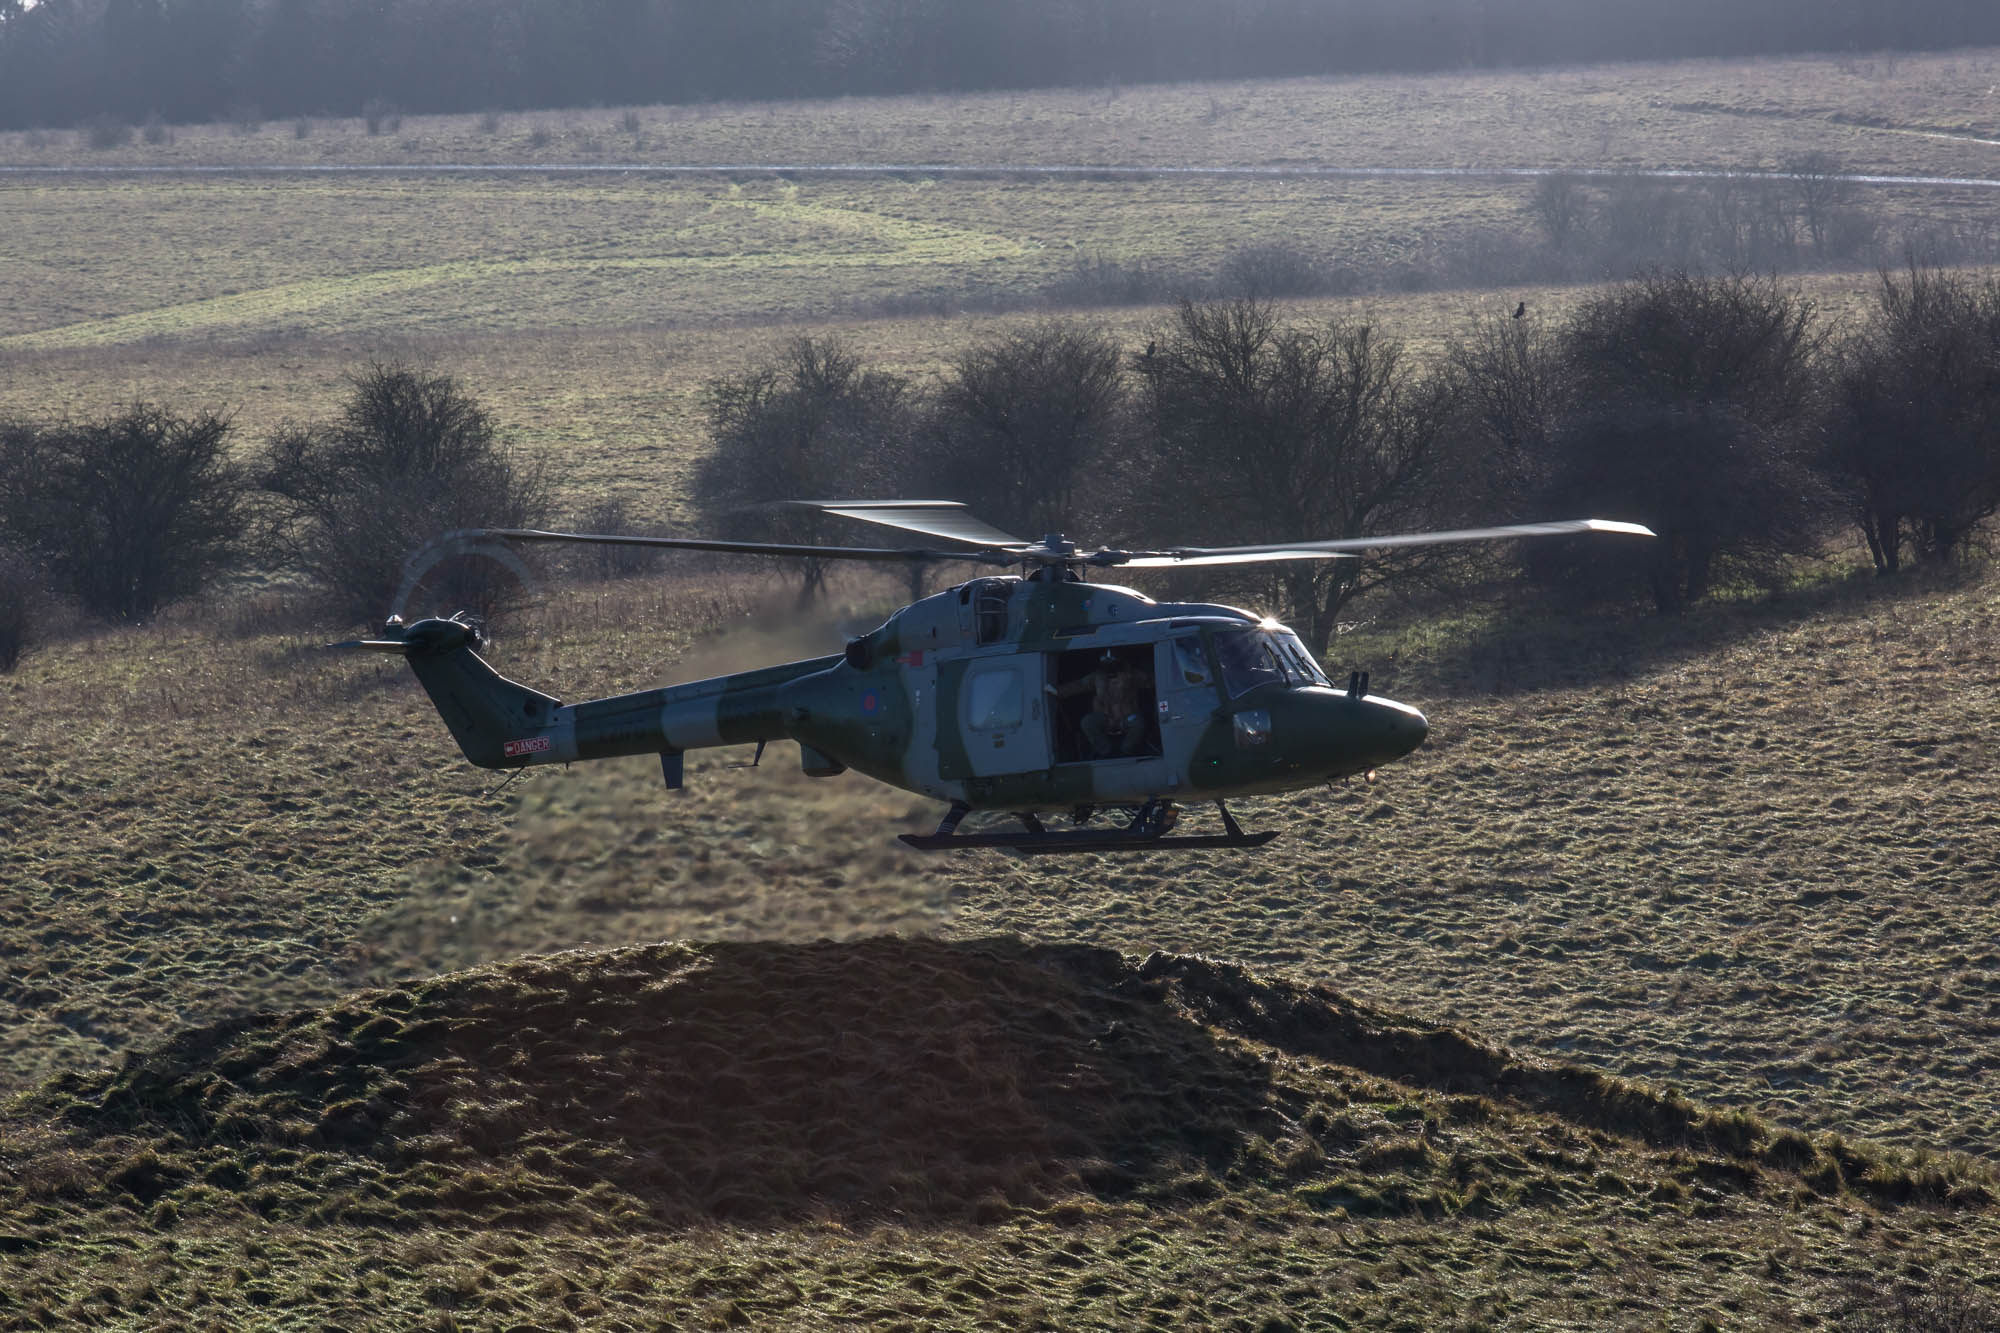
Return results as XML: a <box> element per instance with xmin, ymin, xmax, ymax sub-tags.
<box><xmin>1048</xmin><ymin>652</ymin><xmax>1154</xmax><ymax>758</ymax></box>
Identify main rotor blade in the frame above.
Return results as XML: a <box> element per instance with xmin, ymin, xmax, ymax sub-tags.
<box><xmin>1117</xmin><ymin>518</ymin><xmax>1655</xmax><ymax>565</ymax></box>
<box><xmin>471</xmin><ymin>527</ymin><xmax>1016</xmax><ymax>565</ymax></box>
<box><xmin>780</xmin><ymin>500</ymin><xmax>1031</xmax><ymax>549</ymax></box>
<box><xmin>1116</xmin><ymin>549</ymin><xmax>1358</xmax><ymax>568</ymax></box>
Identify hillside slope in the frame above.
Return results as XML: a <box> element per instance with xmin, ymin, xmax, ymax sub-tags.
<box><xmin>2</xmin><ymin>938</ymin><xmax>1994</xmax><ymax>1329</ymax></box>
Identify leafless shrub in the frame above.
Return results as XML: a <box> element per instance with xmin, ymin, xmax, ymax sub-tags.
<box><xmin>1820</xmin><ymin>263</ymin><xmax>2000</xmax><ymax>572</ymax></box>
<box><xmin>477</xmin><ymin>110</ymin><xmax>503</xmax><ymax>136</ymax></box>
<box><xmin>1409</xmin><ymin>226</ymin><xmax>1550</xmax><ymax>289</ymax></box>
<box><xmin>258</xmin><ymin>363</ymin><xmax>549</xmax><ymax>625</ymax></box>
<box><xmin>1134</xmin><ymin>299</ymin><xmax>1464</xmax><ymax>652</ymax></box>
<box><xmin>292</xmin><ymin>116</ymin><xmax>312</xmax><ymax>140</ymax></box>
<box><xmin>0</xmin><ymin>408</ymin><xmax>249</xmax><ymax>623</ymax></box>
<box><xmin>694</xmin><ymin>337</ymin><xmax>915</xmax><ymax>602</ymax></box>
<box><xmin>1818</xmin><ymin>204</ymin><xmax>1880</xmax><ymax>269</ymax></box>
<box><xmin>1042</xmin><ymin>255</ymin><xmax>1184</xmax><ymax>309</ymax></box>
<box><xmin>527</xmin><ymin>125</ymin><xmax>552</xmax><ymax>150</ymax></box>
<box><xmin>141</xmin><ymin>113</ymin><xmax>172</xmax><ymax>146</ymax></box>
<box><xmin>80</xmin><ymin>115</ymin><xmax>131</xmax><ymax>150</ymax></box>
<box><xmin>619</xmin><ymin>109</ymin><xmax>642</xmax><ymax>136</ymax></box>
<box><xmin>227</xmin><ymin>102</ymin><xmax>262</xmax><ymax>136</ymax></box>
<box><xmin>566</xmin><ymin>498</ymin><xmax>665</xmax><ymax>581</ymax></box>
<box><xmin>1893</xmin><ymin>218</ymin><xmax>2000</xmax><ymax>269</ymax></box>
<box><xmin>1527</xmin><ymin>271</ymin><xmax>1833</xmax><ymax>612</ymax></box>
<box><xmin>0</xmin><ymin>543</ymin><xmax>45</xmax><ymax>672</ymax></box>
<box><xmin>919</xmin><ymin>319</ymin><xmax>1128</xmax><ymax>536</ymax></box>
<box><xmin>1445</xmin><ymin>310</ymin><xmax>1569</xmax><ymax>508</ymax></box>
<box><xmin>1216</xmin><ymin>242</ymin><xmax>1352</xmax><ymax>300</ymax></box>
<box><xmin>363</xmin><ymin>99</ymin><xmax>400</xmax><ymax>136</ymax></box>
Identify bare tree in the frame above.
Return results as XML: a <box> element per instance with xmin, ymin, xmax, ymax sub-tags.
<box><xmin>695</xmin><ymin>336</ymin><xmax>915</xmax><ymax>602</ymax></box>
<box><xmin>259</xmin><ymin>363</ymin><xmax>548</xmax><ymax>624</ymax></box>
<box><xmin>1785</xmin><ymin>151</ymin><xmax>1853</xmax><ymax>255</ymax></box>
<box><xmin>920</xmin><ymin>319</ymin><xmax>1126</xmax><ymax>538</ymax></box>
<box><xmin>1135</xmin><ymin>299</ymin><xmax>1460</xmax><ymax>654</ymax></box>
<box><xmin>1591</xmin><ymin>175</ymin><xmax>1693</xmax><ymax>273</ymax></box>
<box><xmin>1529</xmin><ymin>173</ymin><xmax>1589</xmax><ymax>254</ymax></box>
<box><xmin>1445</xmin><ymin>310</ymin><xmax>1569</xmax><ymax>508</ymax></box>
<box><xmin>1821</xmin><ymin>263</ymin><xmax>2000</xmax><ymax>572</ymax></box>
<box><xmin>1533</xmin><ymin>403</ymin><xmax>1823</xmax><ymax>613</ymax></box>
<box><xmin>1564</xmin><ymin>270</ymin><xmax>1824</xmax><ymax>430</ymax></box>
<box><xmin>1</xmin><ymin>407</ymin><xmax>247</xmax><ymax>623</ymax></box>
<box><xmin>1532</xmin><ymin>271</ymin><xmax>1832</xmax><ymax>612</ymax></box>
<box><xmin>0</xmin><ymin>542</ymin><xmax>42</xmax><ymax>671</ymax></box>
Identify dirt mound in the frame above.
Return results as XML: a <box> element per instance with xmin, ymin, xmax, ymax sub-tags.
<box><xmin>10</xmin><ymin>937</ymin><xmax>1989</xmax><ymax>1232</ymax></box>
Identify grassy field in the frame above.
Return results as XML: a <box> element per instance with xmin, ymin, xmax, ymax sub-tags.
<box><xmin>2</xmin><ymin>936</ymin><xmax>1996</xmax><ymax>1330</ymax></box>
<box><xmin>3</xmin><ymin>52</ymin><xmax>1989</xmax><ymax>527</ymax></box>
<box><xmin>4</xmin><ymin>47</ymin><xmax>1998</xmax><ymax>175</ymax></box>
<box><xmin>5</xmin><ymin>46</ymin><xmax>2000</xmax><ymax>1331</ymax></box>
<box><xmin>5</xmin><ymin>563</ymin><xmax>2000</xmax><ymax>1326</ymax></box>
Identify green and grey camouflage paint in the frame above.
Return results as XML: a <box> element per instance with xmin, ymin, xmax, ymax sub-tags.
<box><xmin>395</xmin><ymin>575</ymin><xmax>1427</xmax><ymax>813</ymax></box>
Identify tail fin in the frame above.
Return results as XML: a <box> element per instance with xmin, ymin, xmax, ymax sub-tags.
<box><xmin>354</xmin><ymin>617</ymin><xmax>562</xmax><ymax>769</ymax></box>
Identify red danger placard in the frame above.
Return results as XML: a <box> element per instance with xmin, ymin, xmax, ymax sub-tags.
<box><xmin>503</xmin><ymin>736</ymin><xmax>553</xmax><ymax>757</ymax></box>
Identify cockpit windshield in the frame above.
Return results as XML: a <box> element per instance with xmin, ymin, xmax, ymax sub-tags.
<box><xmin>1213</xmin><ymin>627</ymin><xmax>1331</xmax><ymax>696</ymax></box>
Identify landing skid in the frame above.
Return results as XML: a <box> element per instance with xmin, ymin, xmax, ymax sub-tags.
<box><xmin>899</xmin><ymin>800</ymin><xmax>1278</xmax><ymax>855</ymax></box>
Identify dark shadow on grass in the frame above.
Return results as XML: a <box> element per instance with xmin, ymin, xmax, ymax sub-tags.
<box><xmin>41</xmin><ymin>937</ymin><xmax>1279</xmax><ymax>1228</ymax></box>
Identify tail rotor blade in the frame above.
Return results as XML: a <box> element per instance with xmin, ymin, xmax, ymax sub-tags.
<box><xmin>326</xmin><ymin>638</ymin><xmax>411</xmax><ymax>653</ymax></box>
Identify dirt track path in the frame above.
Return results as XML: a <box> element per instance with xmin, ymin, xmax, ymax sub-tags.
<box><xmin>2</xmin><ymin>161</ymin><xmax>1997</xmax><ymax>187</ymax></box>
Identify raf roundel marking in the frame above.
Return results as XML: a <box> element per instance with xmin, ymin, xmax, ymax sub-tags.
<box><xmin>860</xmin><ymin>689</ymin><xmax>882</xmax><ymax>717</ymax></box>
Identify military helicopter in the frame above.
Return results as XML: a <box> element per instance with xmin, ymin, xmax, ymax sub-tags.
<box><xmin>338</xmin><ymin>501</ymin><xmax>1651</xmax><ymax>853</ymax></box>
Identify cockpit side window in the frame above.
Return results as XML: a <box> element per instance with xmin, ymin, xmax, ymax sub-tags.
<box><xmin>1215</xmin><ymin>629</ymin><xmax>1286</xmax><ymax>697</ymax></box>
<box><xmin>1170</xmin><ymin>635</ymin><xmax>1211</xmax><ymax>687</ymax></box>
<box><xmin>1271</xmin><ymin>630</ymin><xmax>1331</xmax><ymax>687</ymax></box>
<box><xmin>1214</xmin><ymin>628</ymin><xmax>1329</xmax><ymax>695</ymax></box>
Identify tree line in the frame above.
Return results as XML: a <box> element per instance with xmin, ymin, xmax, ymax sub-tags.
<box><xmin>4</xmin><ymin>264</ymin><xmax>1999</xmax><ymax>671</ymax></box>
<box><xmin>704</xmin><ymin>264</ymin><xmax>2000</xmax><ymax>645</ymax></box>
<box><xmin>4</xmin><ymin>0</ymin><xmax>1996</xmax><ymax>132</ymax></box>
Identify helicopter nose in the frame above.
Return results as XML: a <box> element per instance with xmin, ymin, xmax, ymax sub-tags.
<box><xmin>1369</xmin><ymin>697</ymin><xmax>1429</xmax><ymax>763</ymax></box>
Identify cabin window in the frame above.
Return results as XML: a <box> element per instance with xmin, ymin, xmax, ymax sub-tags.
<box><xmin>965</xmin><ymin>665</ymin><xmax>1024</xmax><ymax>730</ymax></box>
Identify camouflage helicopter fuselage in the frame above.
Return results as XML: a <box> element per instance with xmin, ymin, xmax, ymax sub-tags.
<box><xmin>396</xmin><ymin>574</ymin><xmax>1428</xmax><ymax>813</ymax></box>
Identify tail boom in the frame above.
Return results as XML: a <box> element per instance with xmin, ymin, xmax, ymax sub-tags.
<box><xmin>389</xmin><ymin>617</ymin><xmax>836</xmax><ymax>775</ymax></box>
